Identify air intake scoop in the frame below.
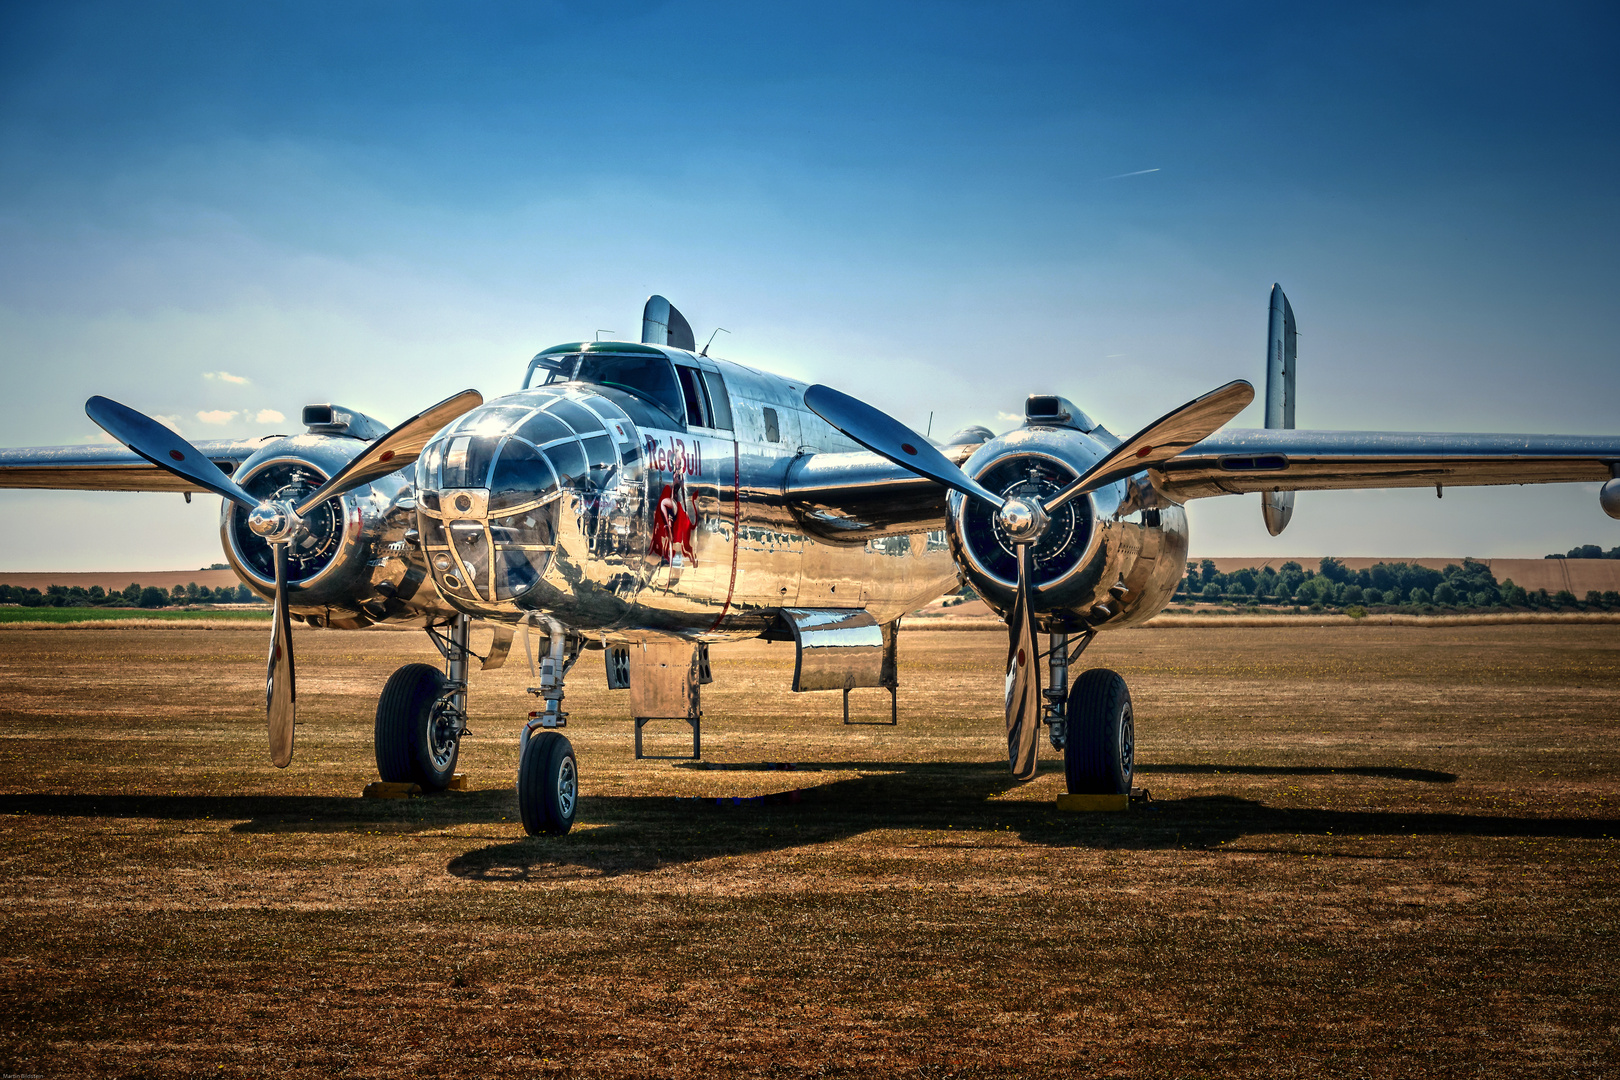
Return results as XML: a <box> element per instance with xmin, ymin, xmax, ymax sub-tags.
<box><xmin>1025</xmin><ymin>395</ymin><xmax>1095</xmax><ymax>432</ymax></box>
<box><xmin>302</xmin><ymin>404</ymin><xmax>391</xmax><ymax>440</ymax></box>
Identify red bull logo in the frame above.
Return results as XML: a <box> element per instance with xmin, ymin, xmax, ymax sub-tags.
<box><xmin>644</xmin><ymin>434</ymin><xmax>702</xmax><ymax>477</ymax></box>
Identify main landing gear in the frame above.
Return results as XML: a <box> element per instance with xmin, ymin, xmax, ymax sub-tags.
<box><xmin>1044</xmin><ymin>631</ymin><xmax>1134</xmax><ymax>796</ymax></box>
<box><xmin>375</xmin><ymin>614</ymin><xmax>470</xmax><ymax>790</ymax></box>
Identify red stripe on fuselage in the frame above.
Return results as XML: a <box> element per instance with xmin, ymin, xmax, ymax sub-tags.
<box><xmin>707</xmin><ymin>439</ymin><xmax>741</xmax><ymax>632</ymax></box>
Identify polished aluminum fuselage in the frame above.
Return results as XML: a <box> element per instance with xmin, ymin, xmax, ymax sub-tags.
<box><xmin>417</xmin><ymin>390</ymin><xmax>961</xmax><ymax>640</ymax></box>
<box><xmin>225</xmin><ymin>347</ymin><xmax>960</xmax><ymax>639</ymax></box>
<box><xmin>220</xmin><ymin>344</ymin><xmax>1191</xmax><ymax>638</ymax></box>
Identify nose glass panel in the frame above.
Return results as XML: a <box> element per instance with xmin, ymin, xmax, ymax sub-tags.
<box><xmin>489</xmin><ymin>438</ymin><xmax>558</xmax><ymax>514</ymax></box>
<box><xmin>417</xmin><ymin>390</ymin><xmax>635</xmax><ymax>606</ymax></box>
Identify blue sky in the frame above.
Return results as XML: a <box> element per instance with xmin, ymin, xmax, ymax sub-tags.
<box><xmin>2</xmin><ymin>1</ymin><xmax>1617</xmax><ymax>570</ymax></box>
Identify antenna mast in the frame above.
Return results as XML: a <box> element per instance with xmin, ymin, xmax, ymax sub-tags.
<box><xmin>700</xmin><ymin>328</ymin><xmax>730</xmax><ymax>357</ymax></box>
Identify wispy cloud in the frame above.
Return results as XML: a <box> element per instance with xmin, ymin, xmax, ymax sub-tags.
<box><xmin>996</xmin><ymin>410</ymin><xmax>1023</xmax><ymax>421</ymax></box>
<box><xmin>1104</xmin><ymin>167</ymin><xmax>1160</xmax><ymax>179</ymax></box>
<box><xmin>155</xmin><ymin>415</ymin><xmax>185</xmax><ymax>434</ymax></box>
<box><xmin>255</xmin><ymin>408</ymin><xmax>285</xmax><ymax>423</ymax></box>
<box><xmin>204</xmin><ymin>371</ymin><xmax>249</xmax><ymax>385</ymax></box>
<box><xmin>196</xmin><ymin>409</ymin><xmax>238</xmax><ymax>424</ymax></box>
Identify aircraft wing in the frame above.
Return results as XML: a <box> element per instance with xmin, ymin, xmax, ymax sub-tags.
<box><xmin>0</xmin><ymin>439</ymin><xmax>273</xmax><ymax>493</ymax></box>
<box><xmin>785</xmin><ymin>450</ymin><xmax>954</xmax><ymax>544</ymax></box>
<box><xmin>1156</xmin><ymin>429</ymin><xmax>1620</xmax><ymax>500</ymax></box>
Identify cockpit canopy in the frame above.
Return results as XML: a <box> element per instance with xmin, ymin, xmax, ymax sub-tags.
<box><xmin>416</xmin><ymin>385</ymin><xmax>642</xmax><ymax>516</ymax></box>
<box><xmin>524</xmin><ymin>342</ymin><xmax>732</xmax><ymax>432</ymax></box>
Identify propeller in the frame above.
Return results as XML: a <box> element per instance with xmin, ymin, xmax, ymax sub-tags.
<box><xmin>805</xmin><ymin>378</ymin><xmax>1255</xmax><ymax>777</ymax></box>
<box><xmin>1042</xmin><ymin>380</ymin><xmax>1254</xmax><ymax>513</ymax></box>
<box><xmin>86</xmin><ymin>389</ymin><xmax>483</xmax><ymax>767</ymax></box>
<box><xmin>1004</xmin><ymin>545</ymin><xmax>1042</xmax><ymax>780</ymax></box>
<box><xmin>292</xmin><ymin>390</ymin><xmax>482</xmax><ymax>516</ymax></box>
<box><xmin>802</xmin><ymin>385</ymin><xmax>1007</xmax><ymax>508</ymax></box>
<box><xmin>267</xmin><ymin>543</ymin><xmax>296</xmax><ymax>766</ymax></box>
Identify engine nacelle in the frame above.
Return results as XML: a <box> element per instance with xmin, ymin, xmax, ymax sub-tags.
<box><xmin>947</xmin><ymin>425</ymin><xmax>1189</xmax><ymax>631</ymax></box>
<box><xmin>219</xmin><ymin>435</ymin><xmax>438</xmax><ymax>629</ymax></box>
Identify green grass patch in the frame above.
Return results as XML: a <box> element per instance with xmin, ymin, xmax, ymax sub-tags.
<box><xmin>0</xmin><ymin>606</ymin><xmax>270</xmax><ymax>623</ymax></box>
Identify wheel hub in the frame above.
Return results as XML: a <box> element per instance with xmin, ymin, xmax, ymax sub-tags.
<box><xmin>556</xmin><ymin>756</ymin><xmax>577</xmax><ymax>817</ymax></box>
<box><xmin>427</xmin><ymin>699</ymin><xmax>462</xmax><ymax>770</ymax></box>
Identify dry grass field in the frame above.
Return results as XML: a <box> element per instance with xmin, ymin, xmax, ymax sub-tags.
<box><xmin>0</xmin><ymin>622</ymin><xmax>1617</xmax><ymax>1078</ymax></box>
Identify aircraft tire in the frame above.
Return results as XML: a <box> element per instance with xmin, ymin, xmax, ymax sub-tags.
<box><xmin>1064</xmin><ymin>668</ymin><xmax>1134</xmax><ymax>795</ymax></box>
<box><xmin>374</xmin><ymin>663</ymin><xmax>459</xmax><ymax>790</ymax></box>
<box><xmin>518</xmin><ymin>730</ymin><xmax>578</xmax><ymax>836</ymax></box>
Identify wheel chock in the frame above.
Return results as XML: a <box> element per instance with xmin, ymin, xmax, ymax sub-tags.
<box><xmin>363</xmin><ymin>781</ymin><xmax>422</xmax><ymax>799</ymax></box>
<box><xmin>362</xmin><ymin>774</ymin><xmax>468</xmax><ymax>799</ymax></box>
<box><xmin>1055</xmin><ymin>788</ymin><xmax>1151</xmax><ymax>813</ymax></box>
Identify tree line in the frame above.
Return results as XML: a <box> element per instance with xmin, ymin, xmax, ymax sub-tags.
<box><xmin>1176</xmin><ymin>557</ymin><xmax>1620</xmax><ymax>613</ymax></box>
<box><xmin>0</xmin><ymin>581</ymin><xmax>265</xmax><ymax>609</ymax></box>
<box><xmin>1546</xmin><ymin>544</ymin><xmax>1620</xmax><ymax>560</ymax></box>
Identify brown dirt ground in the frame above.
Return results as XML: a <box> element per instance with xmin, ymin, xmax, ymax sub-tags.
<box><xmin>1</xmin><ymin>624</ymin><xmax>1617</xmax><ymax>1078</ymax></box>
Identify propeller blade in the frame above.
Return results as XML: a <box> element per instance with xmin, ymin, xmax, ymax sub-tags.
<box><xmin>804</xmin><ymin>384</ymin><xmax>1006</xmax><ymax>509</ymax></box>
<box><xmin>1004</xmin><ymin>544</ymin><xmax>1042</xmax><ymax>780</ymax></box>
<box><xmin>293</xmin><ymin>389</ymin><xmax>483</xmax><ymax>516</ymax></box>
<box><xmin>85</xmin><ymin>396</ymin><xmax>259</xmax><ymax>509</ymax></box>
<box><xmin>266</xmin><ymin>543</ymin><xmax>296</xmax><ymax>768</ymax></box>
<box><xmin>1043</xmin><ymin>379</ymin><xmax>1255</xmax><ymax>514</ymax></box>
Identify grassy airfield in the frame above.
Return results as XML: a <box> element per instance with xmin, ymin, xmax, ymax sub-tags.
<box><xmin>0</xmin><ymin>623</ymin><xmax>1616</xmax><ymax>1077</ymax></box>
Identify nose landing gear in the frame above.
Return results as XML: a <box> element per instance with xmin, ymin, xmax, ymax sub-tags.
<box><xmin>518</xmin><ymin>730</ymin><xmax>578</xmax><ymax>836</ymax></box>
<box><xmin>517</xmin><ymin>614</ymin><xmax>582</xmax><ymax>836</ymax></box>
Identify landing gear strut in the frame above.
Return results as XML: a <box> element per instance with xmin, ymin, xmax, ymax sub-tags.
<box><xmin>374</xmin><ymin>614</ymin><xmax>470</xmax><ymax>790</ymax></box>
<box><xmin>517</xmin><ymin>615</ymin><xmax>582</xmax><ymax>835</ymax></box>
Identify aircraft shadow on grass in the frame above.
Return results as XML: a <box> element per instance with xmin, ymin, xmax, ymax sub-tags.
<box><xmin>1</xmin><ymin>760</ymin><xmax>1604</xmax><ymax>884</ymax></box>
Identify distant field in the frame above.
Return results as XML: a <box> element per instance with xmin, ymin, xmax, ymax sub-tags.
<box><xmin>0</xmin><ymin>606</ymin><xmax>269</xmax><ymax>624</ymax></box>
<box><xmin>0</xmin><ymin>568</ymin><xmax>242</xmax><ymax>591</ymax></box>
<box><xmin>0</xmin><ymin>624</ymin><xmax>1616</xmax><ymax>1077</ymax></box>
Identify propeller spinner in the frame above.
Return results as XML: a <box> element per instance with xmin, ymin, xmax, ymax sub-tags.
<box><xmin>806</xmin><ymin>378</ymin><xmax>1254</xmax><ymax>777</ymax></box>
<box><xmin>85</xmin><ymin>389</ymin><xmax>482</xmax><ymax>767</ymax></box>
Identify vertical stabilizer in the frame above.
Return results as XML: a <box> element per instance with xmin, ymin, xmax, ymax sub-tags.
<box><xmin>1261</xmin><ymin>284</ymin><xmax>1296</xmax><ymax>535</ymax></box>
<box><xmin>641</xmin><ymin>295</ymin><xmax>697</xmax><ymax>352</ymax></box>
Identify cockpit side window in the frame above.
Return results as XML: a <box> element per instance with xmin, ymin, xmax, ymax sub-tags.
<box><xmin>675</xmin><ymin>366</ymin><xmax>708</xmax><ymax>428</ymax></box>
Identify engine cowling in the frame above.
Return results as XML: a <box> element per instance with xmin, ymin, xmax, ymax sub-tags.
<box><xmin>947</xmin><ymin>425</ymin><xmax>1189</xmax><ymax>631</ymax></box>
<box><xmin>219</xmin><ymin>435</ymin><xmax>435</xmax><ymax>628</ymax></box>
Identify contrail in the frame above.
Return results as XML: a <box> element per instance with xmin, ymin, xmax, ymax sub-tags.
<box><xmin>1105</xmin><ymin>167</ymin><xmax>1160</xmax><ymax>179</ymax></box>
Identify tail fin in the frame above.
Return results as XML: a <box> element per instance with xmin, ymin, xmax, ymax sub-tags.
<box><xmin>641</xmin><ymin>295</ymin><xmax>697</xmax><ymax>352</ymax></box>
<box><xmin>1261</xmin><ymin>284</ymin><xmax>1296</xmax><ymax>535</ymax></box>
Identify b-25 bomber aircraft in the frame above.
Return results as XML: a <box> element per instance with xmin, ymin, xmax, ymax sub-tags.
<box><xmin>4</xmin><ymin>290</ymin><xmax>1618</xmax><ymax>836</ymax></box>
